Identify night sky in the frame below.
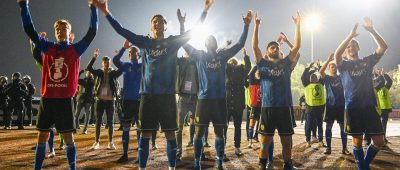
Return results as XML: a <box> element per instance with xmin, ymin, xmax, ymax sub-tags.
<box><xmin>1</xmin><ymin>0</ymin><xmax>399</xmax><ymax>92</ymax></box>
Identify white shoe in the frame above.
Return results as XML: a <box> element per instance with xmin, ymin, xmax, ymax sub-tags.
<box><xmin>91</xmin><ymin>142</ymin><xmax>100</xmax><ymax>150</ymax></box>
<box><xmin>108</xmin><ymin>142</ymin><xmax>116</xmax><ymax>150</ymax></box>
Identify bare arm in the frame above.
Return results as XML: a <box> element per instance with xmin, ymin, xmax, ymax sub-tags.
<box><xmin>319</xmin><ymin>53</ymin><xmax>334</xmax><ymax>78</ymax></box>
<box><xmin>252</xmin><ymin>12</ymin><xmax>262</xmax><ymax>63</ymax></box>
<box><xmin>288</xmin><ymin>12</ymin><xmax>301</xmax><ymax>67</ymax></box>
<box><xmin>334</xmin><ymin>24</ymin><xmax>359</xmax><ymax>66</ymax></box>
<box><xmin>362</xmin><ymin>17</ymin><xmax>388</xmax><ymax>58</ymax></box>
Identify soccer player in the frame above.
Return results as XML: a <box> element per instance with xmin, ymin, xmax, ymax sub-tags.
<box><xmin>91</xmin><ymin>0</ymin><xmax>213</xmax><ymax>169</ymax></box>
<box><xmin>252</xmin><ymin>12</ymin><xmax>301</xmax><ymax>170</ymax></box>
<box><xmin>182</xmin><ymin>10</ymin><xmax>252</xmax><ymax>170</ymax></box>
<box><xmin>17</xmin><ymin>0</ymin><xmax>98</xmax><ymax>169</ymax></box>
<box><xmin>334</xmin><ymin>17</ymin><xmax>388</xmax><ymax>170</ymax></box>
<box><xmin>319</xmin><ymin>53</ymin><xmax>350</xmax><ymax>155</ymax></box>
<box><xmin>112</xmin><ymin>40</ymin><xmax>142</xmax><ymax>163</ymax></box>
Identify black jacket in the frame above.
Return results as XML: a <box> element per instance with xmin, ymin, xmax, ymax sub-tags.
<box><xmin>5</xmin><ymin>80</ymin><xmax>27</xmax><ymax>102</ymax></box>
<box><xmin>175</xmin><ymin>57</ymin><xmax>199</xmax><ymax>95</ymax></box>
<box><xmin>225</xmin><ymin>54</ymin><xmax>251</xmax><ymax>110</ymax></box>
<box><xmin>76</xmin><ymin>70</ymin><xmax>95</xmax><ymax>103</ymax></box>
<box><xmin>87</xmin><ymin>57</ymin><xmax>122</xmax><ymax>99</ymax></box>
<box><xmin>23</xmin><ymin>83</ymin><xmax>35</xmax><ymax>101</ymax></box>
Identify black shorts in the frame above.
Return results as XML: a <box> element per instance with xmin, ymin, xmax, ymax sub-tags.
<box><xmin>37</xmin><ymin>97</ymin><xmax>75</xmax><ymax>133</ymax></box>
<box><xmin>249</xmin><ymin>107</ymin><xmax>261</xmax><ymax>120</ymax></box>
<box><xmin>324</xmin><ymin>106</ymin><xmax>345</xmax><ymax>123</ymax></box>
<box><xmin>258</xmin><ymin>107</ymin><xmax>294</xmax><ymax>136</ymax></box>
<box><xmin>195</xmin><ymin>99</ymin><xmax>227</xmax><ymax>127</ymax></box>
<box><xmin>344</xmin><ymin>107</ymin><xmax>384</xmax><ymax>136</ymax></box>
<box><xmin>121</xmin><ymin>100</ymin><xmax>140</xmax><ymax>127</ymax></box>
<box><xmin>138</xmin><ymin>94</ymin><xmax>177</xmax><ymax>132</ymax></box>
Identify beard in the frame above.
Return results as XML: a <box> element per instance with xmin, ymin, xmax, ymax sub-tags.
<box><xmin>270</xmin><ymin>53</ymin><xmax>279</xmax><ymax>59</ymax></box>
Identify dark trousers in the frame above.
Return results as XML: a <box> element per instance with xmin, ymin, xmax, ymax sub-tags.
<box><xmin>95</xmin><ymin>99</ymin><xmax>115</xmax><ymax>142</ymax></box>
<box><xmin>75</xmin><ymin>101</ymin><xmax>92</xmax><ymax>130</ymax></box>
<box><xmin>24</xmin><ymin>100</ymin><xmax>33</xmax><ymax>125</ymax></box>
<box><xmin>1</xmin><ymin>103</ymin><xmax>10</xmax><ymax>127</ymax></box>
<box><xmin>224</xmin><ymin>109</ymin><xmax>243</xmax><ymax>148</ymax></box>
<box><xmin>305</xmin><ymin>106</ymin><xmax>324</xmax><ymax>142</ymax></box>
<box><xmin>9</xmin><ymin>100</ymin><xmax>24</xmax><ymax>127</ymax></box>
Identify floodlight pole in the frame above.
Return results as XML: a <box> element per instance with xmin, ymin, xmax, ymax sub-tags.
<box><xmin>311</xmin><ymin>30</ymin><xmax>314</xmax><ymax>62</ymax></box>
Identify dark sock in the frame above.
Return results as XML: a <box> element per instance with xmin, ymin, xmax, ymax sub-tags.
<box><xmin>166</xmin><ymin>139</ymin><xmax>177</xmax><ymax>167</ymax></box>
<box><xmin>48</xmin><ymin>129</ymin><xmax>55</xmax><ymax>152</ymax></box>
<box><xmin>364</xmin><ymin>144</ymin><xmax>379</xmax><ymax>167</ymax></box>
<box><xmin>353</xmin><ymin>147</ymin><xmax>366</xmax><ymax>170</ymax></box>
<box><xmin>122</xmin><ymin>130</ymin><xmax>130</xmax><ymax>157</ymax></box>
<box><xmin>66</xmin><ymin>143</ymin><xmax>76</xmax><ymax>170</ymax></box>
<box><xmin>268</xmin><ymin>141</ymin><xmax>274</xmax><ymax>162</ymax></box>
<box><xmin>138</xmin><ymin>138</ymin><xmax>150</xmax><ymax>168</ymax></box>
<box><xmin>34</xmin><ymin>143</ymin><xmax>46</xmax><ymax>170</ymax></box>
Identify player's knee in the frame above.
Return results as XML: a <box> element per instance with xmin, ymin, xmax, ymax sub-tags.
<box><xmin>372</xmin><ymin>135</ymin><xmax>384</xmax><ymax>148</ymax></box>
<box><xmin>164</xmin><ymin>131</ymin><xmax>175</xmax><ymax>140</ymax></box>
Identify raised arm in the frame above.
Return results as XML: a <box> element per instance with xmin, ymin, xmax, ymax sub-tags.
<box><xmin>381</xmin><ymin>69</ymin><xmax>393</xmax><ymax>89</ymax></box>
<box><xmin>73</xmin><ymin>2</ymin><xmax>99</xmax><ymax>56</ymax></box>
<box><xmin>288</xmin><ymin>12</ymin><xmax>301</xmax><ymax>66</ymax></box>
<box><xmin>252</xmin><ymin>12</ymin><xmax>262</xmax><ymax>63</ymax></box>
<box><xmin>86</xmin><ymin>48</ymin><xmax>99</xmax><ymax>74</ymax></box>
<box><xmin>222</xmin><ymin>11</ymin><xmax>252</xmax><ymax>59</ymax></box>
<box><xmin>362</xmin><ymin>17</ymin><xmax>388</xmax><ymax>58</ymax></box>
<box><xmin>92</xmin><ymin>0</ymin><xmax>148</xmax><ymax>48</ymax></box>
<box><xmin>112</xmin><ymin>40</ymin><xmax>130</xmax><ymax>70</ymax></box>
<box><xmin>319</xmin><ymin>53</ymin><xmax>334</xmax><ymax>78</ymax></box>
<box><xmin>18</xmin><ymin>0</ymin><xmax>51</xmax><ymax>52</ymax></box>
<box><xmin>334</xmin><ymin>24</ymin><xmax>359</xmax><ymax>66</ymax></box>
<box><xmin>242</xmin><ymin>48</ymin><xmax>252</xmax><ymax>74</ymax></box>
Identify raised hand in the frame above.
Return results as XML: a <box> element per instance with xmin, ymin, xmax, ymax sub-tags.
<box><xmin>277</xmin><ymin>32</ymin><xmax>288</xmax><ymax>44</ymax></box>
<box><xmin>292</xmin><ymin>11</ymin><xmax>301</xmax><ymax>25</ymax></box>
<box><xmin>243</xmin><ymin>10</ymin><xmax>253</xmax><ymax>25</ymax></box>
<box><xmin>92</xmin><ymin>0</ymin><xmax>109</xmax><ymax>14</ymax></box>
<box><xmin>204</xmin><ymin>0</ymin><xmax>214</xmax><ymax>12</ymax></box>
<box><xmin>242</xmin><ymin>48</ymin><xmax>247</xmax><ymax>55</ymax></box>
<box><xmin>177</xmin><ymin>9</ymin><xmax>186</xmax><ymax>24</ymax></box>
<box><xmin>254</xmin><ymin>12</ymin><xmax>261</xmax><ymax>25</ymax></box>
<box><xmin>350</xmin><ymin>23</ymin><xmax>359</xmax><ymax>38</ymax></box>
<box><xmin>123</xmin><ymin>39</ymin><xmax>131</xmax><ymax>49</ymax></box>
<box><xmin>363</xmin><ymin>17</ymin><xmax>374</xmax><ymax>32</ymax></box>
<box><xmin>328</xmin><ymin>53</ymin><xmax>334</xmax><ymax>61</ymax></box>
<box><xmin>39</xmin><ymin>32</ymin><xmax>47</xmax><ymax>38</ymax></box>
<box><xmin>93</xmin><ymin>48</ymin><xmax>100</xmax><ymax>58</ymax></box>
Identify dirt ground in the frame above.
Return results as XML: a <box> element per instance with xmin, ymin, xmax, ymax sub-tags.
<box><xmin>0</xmin><ymin>124</ymin><xmax>399</xmax><ymax>170</ymax></box>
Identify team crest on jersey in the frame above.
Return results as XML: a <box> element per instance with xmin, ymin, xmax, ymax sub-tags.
<box><xmin>49</xmin><ymin>57</ymin><xmax>69</xmax><ymax>83</ymax></box>
<box><xmin>206</xmin><ymin>58</ymin><xmax>222</xmax><ymax>70</ymax></box>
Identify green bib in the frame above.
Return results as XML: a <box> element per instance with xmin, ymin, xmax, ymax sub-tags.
<box><xmin>377</xmin><ymin>87</ymin><xmax>392</xmax><ymax>109</ymax></box>
<box><xmin>304</xmin><ymin>83</ymin><xmax>326</xmax><ymax>106</ymax></box>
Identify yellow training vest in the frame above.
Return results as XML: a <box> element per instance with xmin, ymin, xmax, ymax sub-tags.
<box><xmin>304</xmin><ymin>83</ymin><xmax>326</xmax><ymax>106</ymax></box>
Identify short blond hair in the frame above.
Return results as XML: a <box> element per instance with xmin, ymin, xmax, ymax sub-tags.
<box><xmin>54</xmin><ymin>19</ymin><xmax>72</xmax><ymax>31</ymax></box>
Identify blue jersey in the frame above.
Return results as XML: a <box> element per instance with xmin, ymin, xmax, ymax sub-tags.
<box><xmin>106</xmin><ymin>14</ymin><xmax>191</xmax><ymax>94</ymax></box>
<box><xmin>257</xmin><ymin>57</ymin><xmax>293</xmax><ymax>107</ymax></box>
<box><xmin>113</xmin><ymin>48</ymin><xmax>142</xmax><ymax>100</ymax></box>
<box><xmin>324</xmin><ymin>75</ymin><xmax>345</xmax><ymax>108</ymax></box>
<box><xmin>338</xmin><ymin>53</ymin><xmax>379</xmax><ymax>108</ymax></box>
<box><xmin>184</xmin><ymin>25</ymin><xmax>249</xmax><ymax>99</ymax></box>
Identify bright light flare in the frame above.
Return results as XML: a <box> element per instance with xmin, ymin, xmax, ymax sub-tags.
<box><xmin>190</xmin><ymin>24</ymin><xmax>209</xmax><ymax>46</ymax></box>
<box><xmin>304</xmin><ymin>13</ymin><xmax>322</xmax><ymax>31</ymax></box>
